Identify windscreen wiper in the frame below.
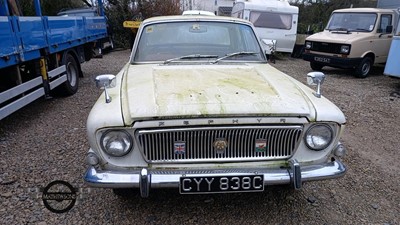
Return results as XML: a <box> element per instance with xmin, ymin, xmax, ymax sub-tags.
<box><xmin>212</xmin><ymin>51</ymin><xmax>258</xmax><ymax>64</ymax></box>
<box><xmin>163</xmin><ymin>54</ymin><xmax>218</xmax><ymax>64</ymax></box>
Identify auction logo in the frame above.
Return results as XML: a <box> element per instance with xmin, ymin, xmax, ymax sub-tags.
<box><xmin>42</xmin><ymin>180</ymin><xmax>77</xmax><ymax>213</ymax></box>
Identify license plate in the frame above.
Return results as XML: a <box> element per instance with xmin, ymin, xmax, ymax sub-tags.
<box><xmin>179</xmin><ymin>175</ymin><xmax>264</xmax><ymax>194</ymax></box>
<box><xmin>314</xmin><ymin>56</ymin><xmax>330</xmax><ymax>63</ymax></box>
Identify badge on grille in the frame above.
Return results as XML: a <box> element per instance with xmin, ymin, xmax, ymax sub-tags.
<box><xmin>255</xmin><ymin>139</ymin><xmax>267</xmax><ymax>152</ymax></box>
<box><xmin>213</xmin><ymin>138</ymin><xmax>228</xmax><ymax>154</ymax></box>
<box><xmin>174</xmin><ymin>141</ymin><xmax>186</xmax><ymax>154</ymax></box>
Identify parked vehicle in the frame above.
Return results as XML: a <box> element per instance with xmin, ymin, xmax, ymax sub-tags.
<box><xmin>384</xmin><ymin>35</ymin><xmax>400</xmax><ymax>77</ymax></box>
<box><xmin>57</xmin><ymin>7</ymin><xmax>115</xmax><ymax>52</ymax></box>
<box><xmin>0</xmin><ymin>0</ymin><xmax>108</xmax><ymax>120</ymax></box>
<box><xmin>303</xmin><ymin>7</ymin><xmax>400</xmax><ymax>78</ymax></box>
<box><xmin>84</xmin><ymin>15</ymin><xmax>347</xmax><ymax>198</ymax></box>
<box><xmin>231</xmin><ymin>0</ymin><xmax>299</xmax><ymax>55</ymax></box>
<box><xmin>379</xmin><ymin>0</ymin><xmax>400</xmax><ymax>77</ymax></box>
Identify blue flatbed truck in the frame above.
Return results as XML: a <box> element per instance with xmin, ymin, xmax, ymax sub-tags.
<box><xmin>0</xmin><ymin>0</ymin><xmax>108</xmax><ymax>120</ymax></box>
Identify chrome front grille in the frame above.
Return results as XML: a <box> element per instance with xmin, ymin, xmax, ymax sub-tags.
<box><xmin>137</xmin><ymin>126</ymin><xmax>303</xmax><ymax>163</ymax></box>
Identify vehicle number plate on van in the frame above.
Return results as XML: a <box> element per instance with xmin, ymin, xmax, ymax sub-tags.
<box><xmin>179</xmin><ymin>175</ymin><xmax>264</xmax><ymax>194</ymax></box>
<box><xmin>314</xmin><ymin>56</ymin><xmax>330</xmax><ymax>63</ymax></box>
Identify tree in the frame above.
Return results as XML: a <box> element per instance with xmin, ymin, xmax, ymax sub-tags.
<box><xmin>105</xmin><ymin>0</ymin><xmax>181</xmax><ymax>48</ymax></box>
<box><xmin>292</xmin><ymin>0</ymin><xmax>376</xmax><ymax>34</ymax></box>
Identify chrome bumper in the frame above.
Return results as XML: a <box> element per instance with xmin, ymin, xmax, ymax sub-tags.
<box><xmin>84</xmin><ymin>159</ymin><xmax>346</xmax><ymax>197</ymax></box>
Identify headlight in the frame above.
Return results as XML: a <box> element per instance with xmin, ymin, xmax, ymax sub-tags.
<box><xmin>340</xmin><ymin>45</ymin><xmax>350</xmax><ymax>54</ymax></box>
<box><xmin>100</xmin><ymin>130</ymin><xmax>133</xmax><ymax>157</ymax></box>
<box><xmin>305</xmin><ymin>41</ymin><xmax>312</xmax><ymax>49</ymax></box>
<box><xmin>305</xmin><ymin>124</ymin><xmax>333</xmax><ymax>151</ymax></box>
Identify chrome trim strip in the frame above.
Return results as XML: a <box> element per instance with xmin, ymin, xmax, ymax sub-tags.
<box><xmin>139</xmin><ymin>168</ymin><xmax>150</xmax><ymax>198</ymax></box>
<box><xmin>289</xmin><ymin>159</ymin><xmax>302</xmax><ymax>189</ymax></box>
<box><xmin>84</xmin><ymin>159</ymin><xmax>346</xmax><ymax>191</ymax></box>
<box><xmin>133</xmin><ymin>117</ymin><xmax>309</xmax><ymax>128</ymax></box>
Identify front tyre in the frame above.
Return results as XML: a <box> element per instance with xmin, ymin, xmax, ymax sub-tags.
<box><xmin>355</xmin><ymin>57</ymin><xmax>372</xmax><ymax>78</ymax></box>
<box><xmin>56</xmin><ymin>53</ymin><xmax>80</xmax><ymax>96</ymax></box>
<box><xmin>310</xmin><ymin>62</ymin><xmax>324</xmax><ymax>71</ymax></box>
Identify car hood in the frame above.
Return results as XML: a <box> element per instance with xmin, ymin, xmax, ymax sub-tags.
<box><xmin>307</xmin><ymin>30</ymin><xmax>372</xmax><ymax>44</ymax></box>
<box><xmin>121</xmin><ymin>63</ymin><xmax>319</xmax><ymax>122</ymax></box>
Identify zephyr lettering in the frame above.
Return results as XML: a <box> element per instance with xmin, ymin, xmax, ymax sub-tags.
<box><xmin>159</xmin><ymin>122</ymin><xmax>165</xmax><ymax>127</ymax></box>
<box><xmin>257</xmin><ymin>119</ymin><xmax>262</xmax><ymax>123</ymax></box>
<box><xmin>232</xmin><ymin>119</ymin><xmax>239</xmax><ymax>124</ymax></box>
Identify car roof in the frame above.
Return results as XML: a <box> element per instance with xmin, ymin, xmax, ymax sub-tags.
<box><xmin>333</xmin><ymin>8</ymin><xmax>395</xmax><ymax>13</ymax></box>
<box><xmin>182</xmin><ymin>10</ymin><xmax>216</xmax><ymax>16</ymax></box>
<box><xmin>141</xmin><ymin>15</ymin><xmax>253</xmax><ymax>26</ymax></box>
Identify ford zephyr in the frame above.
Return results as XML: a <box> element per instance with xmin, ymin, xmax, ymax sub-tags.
<box><xmin>84</xmin><ymin>15</ymin><xmax>347</xmax><ymax>197</ymax></box>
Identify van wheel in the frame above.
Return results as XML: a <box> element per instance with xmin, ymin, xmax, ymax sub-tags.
<box><xmin>310</xmin><ymin>62</ymin><xmax>323</xmax><ymax>71</ymax></box>
<box><xmin>54</xmin><ymin>53</ymin><xmax>79</xmax><ymax>96</ymax></box>
<box><xmin>355</xmin><ymin>57</ymin><xmax>372</xmax><ymax>78</ymax></box>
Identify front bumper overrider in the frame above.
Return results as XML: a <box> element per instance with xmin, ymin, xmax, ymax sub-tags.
<box><xmin>84</xmin><ymin>159</ymin><xmax>346</xmax><ymax>197</ymax></box>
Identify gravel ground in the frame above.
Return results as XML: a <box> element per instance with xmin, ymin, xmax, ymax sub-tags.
<box><xmin>0</xmin><ymin>49</ymin><xmax>399</xmax><ymax>225</ymax></box>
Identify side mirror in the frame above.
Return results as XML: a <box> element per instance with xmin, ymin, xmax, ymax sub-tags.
<box><xmin>307</xmin><ymin>72</ymin><xmax>325</xmax><ymax>98</ymax></box>
<box><xmin>386</xmin><ymin>25</ymin><xmax>393</xmax><ymax>33</ymax></box>
<box><xmin>95</xmin><ymin>74</ymin><xmax>116</xmax><ymax>89</ymax></box>
<box><xmin>95</xmin><ymin>74</ymin><xmax>116</xmax><ymax>103</ymax></box>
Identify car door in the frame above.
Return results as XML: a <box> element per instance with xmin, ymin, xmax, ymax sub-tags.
<box><xmin>373</xmin><ymin>14</ymin><xmax>393</xmax><ymax>63</ymax></box>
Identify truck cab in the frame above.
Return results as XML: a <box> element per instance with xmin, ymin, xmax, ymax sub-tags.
<box><xmin>303</xmin><ymin>8</ymin><xmax>400</xmax><ymax>78</ymax></box>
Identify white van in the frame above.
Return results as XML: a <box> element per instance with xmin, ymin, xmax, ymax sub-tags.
<box><xmin>231</xmin><ymin>0</ymin><xmax>299</xmax><ymax>54</ymax></box>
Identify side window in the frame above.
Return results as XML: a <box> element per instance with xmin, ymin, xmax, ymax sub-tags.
<box><xmin>378</xmin><ymin>14</ymin><xmax>392</xmax><ymax>33</ymax></box>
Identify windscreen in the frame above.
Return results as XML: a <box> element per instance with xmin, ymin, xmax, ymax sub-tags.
<box><xmin>133</xmin><ymin>21</ymin><xmax>264</xmax><ymax>62</ymax></box>
<box><xmin>327</xmin><ymin>12</ymin><xmax>377</xmax><ymax>32</ymax></box>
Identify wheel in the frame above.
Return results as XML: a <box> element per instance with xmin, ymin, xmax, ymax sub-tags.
<box><xmin>310</xmin><ymin>62</ymin><xmax>323</xmax><ymax>71</ymax></box>
<box><xmin>355</xmin><ymin>57</ymin><xmax>372</xmax><ymax>78</ymax></box>
<box><xmin>55</xmin><ymin>53</ymin><xmax>79</xmax><ymax>96</ymax></box>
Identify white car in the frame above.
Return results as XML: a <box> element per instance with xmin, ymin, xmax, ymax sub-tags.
<box><xmin>84</xmin><ymin>15</ymin><xmax>347</xmax><ymax>197</ymax></box>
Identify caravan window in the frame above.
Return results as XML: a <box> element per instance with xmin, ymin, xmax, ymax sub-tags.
<box><xmin>249</xmin><ymin>11</ymin><xmax>292</xmax><ymax>30</ymax></box>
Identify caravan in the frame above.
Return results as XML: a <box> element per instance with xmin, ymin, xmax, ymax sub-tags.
<box><xmin>231</xmin><ymin>0</ymin><xmax>299</xmax><ymax>54</ymax></box>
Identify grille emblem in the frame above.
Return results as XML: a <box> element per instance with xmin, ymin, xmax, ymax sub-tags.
<box><xmin>255</xmin><ymin>139</ymin><xmax>267</xmax><ymax>152</ymax></box>
<box><xmin>174</xmin><ymin>141</ymin><xmax>186</xmax><ymax>154</ymax></box>
<box><xmin>214</xmin><ymin>138</ymin><xmax>228</xmax><ymax>154</ymax></box>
